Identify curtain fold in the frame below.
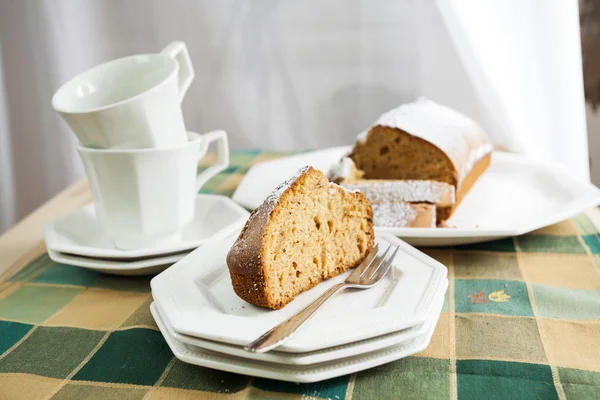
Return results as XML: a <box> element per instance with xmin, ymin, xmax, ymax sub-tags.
<box><xmin>438</xmin><ymin>0</ymin><xmax>589</xmax><ymax>181</ymax></box>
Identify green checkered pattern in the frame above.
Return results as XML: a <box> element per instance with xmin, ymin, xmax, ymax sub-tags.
<box><xmin>1</xmin><ymin>150</ymin><xmax>600</xmax><ymax>399</ymax></box>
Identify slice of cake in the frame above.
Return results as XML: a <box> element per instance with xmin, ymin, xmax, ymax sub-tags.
<box><xmin>227</xmin><ymin>166</ymin><xmax>375</xmax><ymax>310</ymax></box>
<box><xmin>331</xmin><ymin>157</ymin><xmax>455</xmax><ymax>207</ymax></box>
<box><xmin>329</xmin><ymin>157</ymin><xmax>449</xmax><ymax>227</ymax></box>
<box><xmin>347</xmin><ymin>98</ymin><xmax>492</xmax><ymax>223</ymax></box>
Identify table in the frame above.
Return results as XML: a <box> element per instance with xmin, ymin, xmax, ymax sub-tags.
<box><xmin>1</xmin><ymin>150</ymin><xmax>600</xmax><ymax>399</ymax></box>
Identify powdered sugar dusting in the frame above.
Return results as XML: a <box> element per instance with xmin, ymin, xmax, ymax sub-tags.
<box><xmin>342</xmin><ymin>179</ymin><xmax>455</xmax><ymax>205</ymax></box>
<box><xmin>328</xmin><ymin>157</ymin><xmax>364</xmax><ymax>183</ymax></box>
<box><xmin>328</xmin><ymin>157</ymin><xmax>354</xmax><ymax>181</ymax></box>
<box><xmin>356</xmin><ymin>129</ymin><xmax>369</xmax><ymax>144</ymax></box>
<box><xmin>228</xmin><ymin>166</ymin><xmax>311</xmax><ymax>258</ymax></box>
<box><xmin>330</xmin><ymin>157</ymin><xmax>455</xmax><ymax>205</ymax></box>
<box><xmin>357</xmin><ymin>97</ymin><xmax>492</xmax><ymax>184</ymax></box>
<box><xmin>329</xmin><ymin>181</ymin><xmax>359</xmax><ymax>194</ymax></box>
<box><xmin>262</xmin><ymin>166</ymin><xmax>311</xmax><ymax>215</ymax></box>
<box><xmin>371</xmin><ymin>203</ymin><xmax>436</xmax><ymax>228</ymax></box>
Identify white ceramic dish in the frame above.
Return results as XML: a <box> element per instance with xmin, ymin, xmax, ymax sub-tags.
<box><xmin>52</xmin><ymin>41</ymin><xmax>193</xmax><ymax>149</ymax></box>
<box><xmin>44</xmin><ymin>194</ymin><xmax>249</xmax><ymax>259</ymax></box>
<box><xmin>47</xmin><ymin>248</ymin><xmax>186</xmax><ymax>276</ymax></box>
<box><xmin>153</xmin><ymin>278</ymin><xmax>446</xmax><ymax>365</ymax></box>
<box><xmin>77</xmin><ymin>131</ymin><xmax>229</xmax><ymax>251</ymax></box>
<box><xmin>151</xmin><ymin>233</ymin><xmax>447</xmax><ymax>353</ymax></box>
<box><xmin>232</xmin><ymin>147</ymin><xmax>600</xmax><ymax>246</ymax></box>
<box><xmin>151</xmin><ymin>301</ymin><xmax>439</xmax><ymax>383</ymax></box>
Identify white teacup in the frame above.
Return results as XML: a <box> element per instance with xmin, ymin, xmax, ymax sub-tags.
<box><xmin>53</xmin><ymin>41</ymin><xmax>194</xmax><ymax>149</ymax></box>
<box><xmin>77</xmin><ymin>130</ymin><xmax>229</xmax><ymax>250</ymax></box>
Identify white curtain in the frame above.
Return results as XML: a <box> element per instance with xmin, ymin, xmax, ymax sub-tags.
<box><xmin>0</xmin><ymin>0</ymin><xmax>589</xmax><ymax>233</ymax></box>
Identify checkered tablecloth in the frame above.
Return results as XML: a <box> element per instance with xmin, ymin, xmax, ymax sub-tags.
<box><xmin>1</xmin><ymin>150</ymin><xmax>600</xmax><ymax>399</ymax></box>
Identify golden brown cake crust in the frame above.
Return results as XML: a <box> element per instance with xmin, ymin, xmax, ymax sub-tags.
<box><xmin>225</xmin><ymin>203</ymin><xmax>271</xmax><ymax>277</ymax></box>
<box><xmin>229</xmin><ymin>270</ymin><xmax>271</xmax><ymax>308</ymax></box>
<box><xmin>226</xmin><ymin>166</ymin><xmax>374</xmax><ymax>310</ymax></box>
<box><xmin>456</xmin><ymin>152</ymin><xmax>491</xmax><ymax>204</ymax></box>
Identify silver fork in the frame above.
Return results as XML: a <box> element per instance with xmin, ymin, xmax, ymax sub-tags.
<box><xmin>245</xmin><ymin>243</ymin><xmax>400</xmax><ymax>353</ymax></box>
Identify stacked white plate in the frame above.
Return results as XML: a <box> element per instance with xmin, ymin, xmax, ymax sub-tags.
<box><xmin>150</xmin><ymin>233</ymin><xmax>448</xmax><ymax>382</ymax></box>
<box><xmin>44</xmin><ymin>194</ymin><xmax>250</xmax><ymax>276</ymax></box>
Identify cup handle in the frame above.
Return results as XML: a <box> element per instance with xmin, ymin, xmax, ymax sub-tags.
<box><xmin>195</xmin><ymin>130</ymin><xmax>230</xmax><ymax>192</ymax></box>
<box><xmin>161</xmin><ymin>41</ymin><xmax>195</xmax><ymax>103</ymax></box>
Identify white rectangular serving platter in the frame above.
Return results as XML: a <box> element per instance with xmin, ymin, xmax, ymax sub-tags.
<box><xmin>232</xmin><ymin>147</ymin><xmax>600</xmax><ymax>246</ymax></box>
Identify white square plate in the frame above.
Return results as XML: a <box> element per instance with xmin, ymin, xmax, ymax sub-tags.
<box><xmin>153</xmin><ymin>278</ymin><xmax>446</xmax><ymax>365</ymax></box>
<box><xmin>151</xmin><ymin>234</ymin><xmax>447</xmax><ymax>353</ymax></box>
<box><xmin>44</xmin><ymin>194</ymin><xmax>249</xmax><ymax>259</ymax></box>
<box><xmin>151</xmin><ymin>301</ymin><xmax>440</xmax><ymax>383</ymax></box>
<box><xmin>232</xmin><ymin>147</ymin><xmax>600</xmax><ymax>246</ymax></box>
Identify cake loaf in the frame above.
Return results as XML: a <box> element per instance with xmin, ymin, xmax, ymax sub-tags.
<box><xmin>348</xmin><ymin>98</ymin><xmax>492</xmax><ymax>221</ymax></box>
<box><xmin>226</xmin><ymin>166</ymin><xmax>375</xmax><ymax>310</ymax></box>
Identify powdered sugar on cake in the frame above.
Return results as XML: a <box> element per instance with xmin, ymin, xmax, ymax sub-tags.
<box><xmin>228</xmin><ymin>166</ymin><xmax>311</xmax><ymax>257</ymax></box>
<box><xmin>329</xmin><ymin>181</ymin><xmax>359</xmax><ymax>194</ymax></box>
<box><xmin>371</xmin><ymin>203</ymin><xmax>435</xmax><ymax>228</ymax></box>
<box><xmin>356</xmin><ymin>130</ymin><xmax>369</xmax><ymax>144</ymax></box>
<box><xmin>262</xmin><ymin>166</ymin><xmax>311</xmax><ymax>215</ymax></box>
<box><xmin>330</xmin><ymin>157</ymin><xmax>455</xmax><ymax>205</ymax></box>
<box><xmin>358</xmin><ymin>97</ymin><xmax>492</xmax><ymax>184</ymax></box>
<box><xmin>328</xmin><ymin>157</ymin><xmax>355</xmax><ymax>181</ymax></box>
<box><xmin>342</xmin><ymin>179</ymin><xmax>455</xmax><ymax>205</ymax></box>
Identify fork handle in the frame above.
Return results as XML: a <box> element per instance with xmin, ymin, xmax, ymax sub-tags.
<box><xmin>244</xmin><ymin>282</ymin><xmax>348</xmax><ymax>353</ymax></box>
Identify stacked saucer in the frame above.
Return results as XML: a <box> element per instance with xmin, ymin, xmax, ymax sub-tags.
<box><xmin>150</xmin><ymin>233</ymin><xmax>448</xmax><ymax>382</ymax></box>
<box><xmin>44</xmin><ymin>195</ymin><xmax>249</xmax><ymax>276</ymax></box>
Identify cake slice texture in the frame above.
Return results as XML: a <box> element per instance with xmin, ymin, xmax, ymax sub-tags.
<box><xmin>226</xmin><ymin>166</ymin><xmax>375</xmax><ymax>310</ymax></box>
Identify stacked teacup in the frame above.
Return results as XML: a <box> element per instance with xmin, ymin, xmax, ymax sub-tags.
<box><xmin>51</xmin><ymin>42</ymin><xmax>230</xmax><ymax>252</ymax></box>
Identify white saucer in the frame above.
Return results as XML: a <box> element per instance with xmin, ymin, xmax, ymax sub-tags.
<box><xmin>151</xmin><ymin>301</ymin><xmax>439</xmax><ymax>383</ymax></box>
<box><xmin>44</xmin><ymin>194</ymin><xmax>250</xmax><ymax>259</ymax></box>
<box><xmin>153</xmin><ymin>278</ymin><xmax>446</xmax><ymax>365</ymax></box>
<box><xmin>232</xmin><ymin>147</ymin><xmax>600</xmax><ymax>246</ymax></box>
<box><xmin>151</xmin><ymin>233</ymin><xmax>447</xmax><ymax>353</ymax></box>
<box><xmin>47</xmin><ymin>248</ymin><xmax>187</xmax><ymax>276</ymax></box>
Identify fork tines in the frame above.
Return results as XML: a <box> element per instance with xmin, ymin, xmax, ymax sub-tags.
<box><xmin>349</xmin><ymin>243</ymin><xmax>399</xmax><ymax>284</ymax></box>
